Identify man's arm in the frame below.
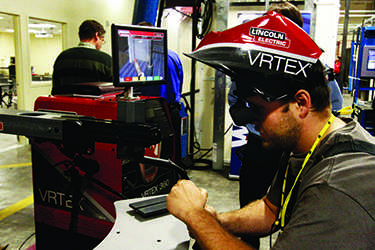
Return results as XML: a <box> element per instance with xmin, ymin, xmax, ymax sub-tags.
<box><xmin>167</xmin><ymin>180</ymin><xmax>278</xmax><ymax>249</ymax></box>
<box><xmin>327</xmin><ymin>79</ymin><xmax>343</xmax><ymax>112</ymax></box>
<box><xmin>218</xmin><ymin>197</ymin><xmax>278</xmax><ymax>236</ymax></box>
<box><xmin>185</xmin><ymin>208</ymin><xmax>253</xmax><ymax>250</ymax></box>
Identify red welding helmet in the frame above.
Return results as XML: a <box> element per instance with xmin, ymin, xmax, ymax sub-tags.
<box><xmin>185</xmin><ymin>11</ymin><xmax>325</xmax><ymax>101</ymax></box>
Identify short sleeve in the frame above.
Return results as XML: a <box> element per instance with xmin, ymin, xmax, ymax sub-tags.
<box><xmin>272</xmin><ymin>184</ymin><xmax>375</xmax><ymax>249</ymax></box>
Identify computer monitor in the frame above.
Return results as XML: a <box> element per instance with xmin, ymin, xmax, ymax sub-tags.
<box><xmin>360</xmin><ymin>45</ymin><xmax>375</xmax><ymax>78</ymax></box>
<box><xmin>111</xmin><ymin>24</ymin><xmax>168</xmax><ymax>87</ymax></box>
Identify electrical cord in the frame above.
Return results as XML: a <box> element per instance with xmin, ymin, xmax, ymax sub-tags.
<box><xmin>182</xmin><ymin>88</ymin><xmax>235</xmax><ymax>169</ymax></box>
<box><xmin>18</xmin><ymin>232</ymin><xmax>35</xmax><ymax>250</ymax></box>
<box><xmin>193</xmin><ymin>122</ymin><xmax>233</xmax><ymax>157</ymax></box>
<box><xmin>196</xmin><ymin>0</ymin><xmax>214</xmax><ymax>39</ymax></box>
<box><xmin>171</xmin><ymin>7</ymin><xmax>193</xmax><ymax>19</ymax></box>
<box><xmin>168</xmin><ymin>0</ymin><xmax>213</xmax><ymax>39</ymax></box>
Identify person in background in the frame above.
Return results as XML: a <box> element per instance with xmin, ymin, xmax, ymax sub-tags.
<box><xmin>52</xmin><ymin>19</ymin><xmax>112</xmax><ymax>95</ymax></box>
<box><xmin>228</xmin><ymin>2</ymin><xmax>343</xmax><ymax>248</ymax></box>
<box><xmin>8</xmin><ymin>56</ymin><xmax>15</xmax><ymax>84</ymax></box>
<box><xmin>167</xmin><ymin>12</ymin><xmax>375</xmax><ymax>249</ymax></box>
<box><xmin>135</xmin><ymin>21</ymin><xmax>184</xmax><ymax>166</ymax></box>
<box><xmin>334</xmin><ymin>56</ymin><xmax>342</xmax><ymax>83</ymax></box>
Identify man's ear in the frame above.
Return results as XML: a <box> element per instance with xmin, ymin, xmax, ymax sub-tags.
<box><xmin>94</xmin><ymin>32</ymin><xmax>100</xmax><ymax>41</ymax></box>
<box><xmin>293</xmin><ymin>90</ymin><xmax>311</xmax><ymax>118</ymax></box>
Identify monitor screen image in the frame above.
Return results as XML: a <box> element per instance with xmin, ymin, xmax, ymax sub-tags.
<box><xmin>360</xmin><ymin>45</ymin><xmax>375</xmax><ymax>78</ymax></box>
<box><xmin>111</xmin><ymin>24</ymin><xmax>168</xmax><ymax>87</ymax></box>
<box><xmin>367</xmin><ymin>49</ymin><xmax>375</xmax><ymax>70</ymax></box>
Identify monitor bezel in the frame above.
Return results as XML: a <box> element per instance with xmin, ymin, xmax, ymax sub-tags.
<box><xmin>360</xmin><ymin>45</ymin><xmax>375</xmax><ymax>78</ymax></box>
<box><xmin>111</xmin><ymin>24</ymin><xmax>168</xmax><ymax>87</ymax></box>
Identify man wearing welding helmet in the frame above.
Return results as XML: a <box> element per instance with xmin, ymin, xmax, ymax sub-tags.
<box><xmin>167</xmin><ymin>12</ymin><xmax>375</xmax><ymax>249</ymax></box>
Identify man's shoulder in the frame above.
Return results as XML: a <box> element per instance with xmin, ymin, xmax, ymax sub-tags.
<box><xmin>59</xmin><ymin>46</ymin><xmax>110</xmax><ymax>56</ymax></box>
<box><xmin>56</xmin><ymin>47</ymin><xmax>89</xmax><ymax>59</ymax></box>
<box><xmin>300</xmin><ymin>120</ymin><xmax>375</xmax><ymax>213</ymax></box>
<box><xmin>56</xmin><ymin>47</ymin><xmax>111</xmax><ymax>64</ymax></box>
<box><xmin>300</xmin><ymin>119</ymin><xmax>375</xmax><ymax>187</ymax></box>
<box><xmin>76</xmin><ymin>47</ymin><xmax>111</xmax><ymax>58</ymax></box>
<box><xmin>316</xmin><ymin>118</ymin><xmax>375</xmax><ymax>159</ymax></box>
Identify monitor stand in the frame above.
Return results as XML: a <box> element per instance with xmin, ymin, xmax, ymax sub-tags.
<box><xmin>117</xmin><ymin>86</ymin><xmax>141</xmax><ymax>100</ymax></box>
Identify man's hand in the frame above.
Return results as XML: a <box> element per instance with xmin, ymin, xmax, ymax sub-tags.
<box><xmin>167</xmin><ymin>181</ymin><xmax>255</xmax><ymax>250</ymax></box>
<box><xmin>167</xmin><ymin>180</ymin><xmax>208</xmax><ymax>223</ymax></box>
<box><xmin>205</xmin><ymin>204</ymin><xmax>218</xmax><ymax>218</ymax></box>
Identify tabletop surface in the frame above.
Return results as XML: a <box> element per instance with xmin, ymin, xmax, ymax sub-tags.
<box><xmin>95</xmin><ymin>195</ymin><xmax>190</xmax><ymax>250</ymax></box>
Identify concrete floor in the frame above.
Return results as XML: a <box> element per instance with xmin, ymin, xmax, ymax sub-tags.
<box><xmin>0</xmin><ymin>93</ymin><xmax>354</xmax><ymax>250</ymax></box>
<box><xmin>0</xmin><ymin>134</ymin><xmax>34</xmax><ymax>250</ymax></box>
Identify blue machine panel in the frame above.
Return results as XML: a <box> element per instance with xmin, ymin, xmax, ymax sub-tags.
<box><xmin>229</xmin><ymin>125</ymin><xmax>248</xmax><ymax>179</ymax></box>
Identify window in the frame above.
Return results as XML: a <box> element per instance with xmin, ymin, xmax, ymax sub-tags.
<box><xmin>0</xmin><ymin>12</ymin><xmax>16</xmax><ymax>108</ymax></box>
<box><xmin>28</xmin><ymin>18</ymin><xmax>62</xmax><ymax>82</ymax></box>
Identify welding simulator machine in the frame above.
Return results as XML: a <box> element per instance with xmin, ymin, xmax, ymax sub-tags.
<box><xmin>0</xmin><ymin>83</ymin><xmax>188</xmax><ymax>249</ymax></box>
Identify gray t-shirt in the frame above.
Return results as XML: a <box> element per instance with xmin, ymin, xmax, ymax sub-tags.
<box><xmin>267</xmin><ymin>118</ymin><xmax>375</xmax><ymax>249</ymax></box>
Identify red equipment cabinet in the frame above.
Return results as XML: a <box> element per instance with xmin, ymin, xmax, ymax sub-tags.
<box><xmin>32</xmin><ymin>92</ymin><xmax>179</xmax><ymax>249</ymax></box>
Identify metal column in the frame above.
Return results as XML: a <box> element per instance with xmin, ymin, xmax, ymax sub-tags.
<box><xmin>212</xmin><ymin>70</ymin><xmax>226</xmax><ymax>170</ymax></box>
<box><xmin>212</xmin><ymin>0</ymin><xmax>228</xmax><ymax>170</ymax></box>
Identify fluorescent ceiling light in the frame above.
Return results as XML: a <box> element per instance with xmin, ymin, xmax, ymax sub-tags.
<box><xmin>28</xmin><ymin>28</ymin><xmax>40</xmax><ymax>33</ymax></box>
<box><xmin>28</xmin><ymin>23</ymin><xmax>56</xmax><ymax>28</ymax></box>
<box><xmin>35</xmin><ymin>33</ymin><xmax>53</xmax><ymax>38</ymax></box>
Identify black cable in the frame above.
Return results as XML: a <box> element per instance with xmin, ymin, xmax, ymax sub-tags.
<box><xmin>18</xmin><ymin>232</ymin><xmax>35</xmax><ymax>250</ymax></box>
<box><xmin>193</xmin><ymin>123</ymin><xmax>233</xmax><ymax>156</ymax></box>
<box><xmin>181</xmin><ymin>91</ymin><xmax>214</xmax><ymax>157</ymax></box>
<box><xmin>142</xmin><ymin>156</ymin><xmax>190</xmax><ymax>180</ymax></box>
<box><xmin>191</xmin><ymin>123</ymin><xmax>234</xmax><ymax>169</ymax></box>
<box><xmin>166</xmin><ymin>0</ymin><xmax>213</xmax><ymax>37</ymax></box>
<box><xmin>269</xmin><ymin>220</ymin><xmax>280</xmax><ymax>249</ymax></box>
<box><xmin>182</xmin><ymin>87</ymin><xmax>235</xmax><ymax>167</ymax></box>
<box><xmin>171</xmin><ymin>7</ymin><xmax>193</xmax><ymax>19</ymax></box>
<box><xmin>225</xmin><ymin>123</ymin><xmax>234</xmax><ymax>135</ymax></box>
<box><xmin>181</xmin><ymin>94</ymin><xmax>192</xmax><ymax>113</ymax></box>
<box><xmin>196</xmin><ymin>0</ymin><xmax>214</xmax><ymax>39</ymax></box>
<box><xmin>87</xmin><ymin>175</ymin><xmax>127</xmax><ymax>199</ymax></box>
<box><xmin>197</xmin><ymin>147</ymin><xmax>212</xmax><ymax>160</ymax></box>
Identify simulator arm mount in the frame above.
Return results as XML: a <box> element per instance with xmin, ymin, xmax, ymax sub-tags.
<box><xmin>0</xmin><ymin>109</ymin><xmax>162</xmax><ymax>161</ymax></box>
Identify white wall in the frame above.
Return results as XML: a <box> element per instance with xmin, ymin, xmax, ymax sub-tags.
<box><xmin>311</xmin><ymin>0</ymin><xmax>341</xmax><ymax>68</ymax></box>
<box><xmin>0</xmin><ymin>0</ymin><xmax>135</xmax><ymax>111</ymax></box>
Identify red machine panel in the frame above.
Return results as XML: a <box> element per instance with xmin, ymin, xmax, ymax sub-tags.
<box><xmin>32</xmin><ymin>93</ymin><xmax>178</xmax><ymax>249</ymax></box>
